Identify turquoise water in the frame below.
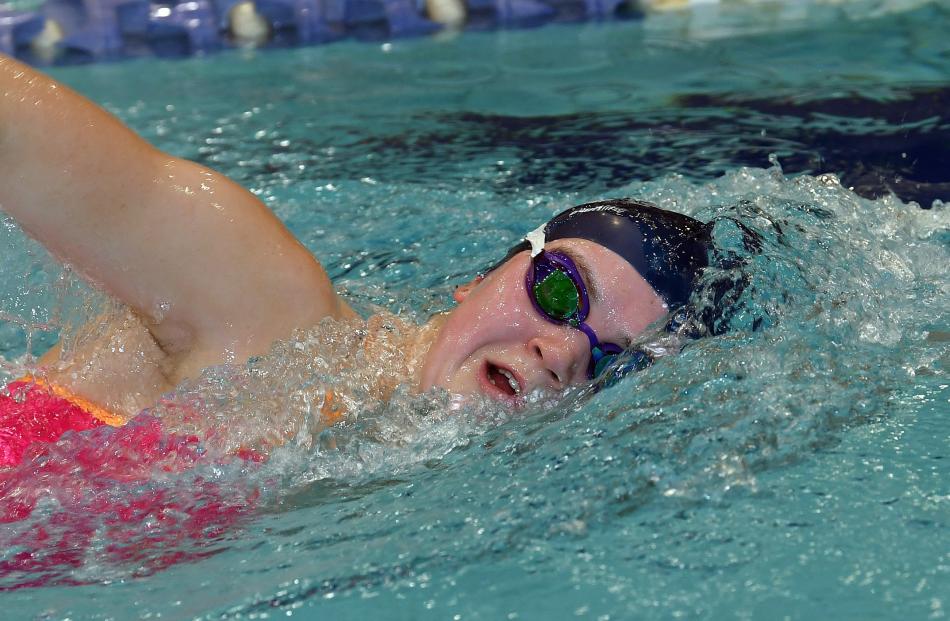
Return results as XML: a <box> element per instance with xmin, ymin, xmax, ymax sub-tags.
<box><xmin>0</xmin><ymin>1</ymin><xmax>948</xmax><ymax>618</ymax></box>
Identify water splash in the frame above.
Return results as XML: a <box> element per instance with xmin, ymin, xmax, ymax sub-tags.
<box><xmin>0</xmin><ymin>165</ymin><xmax>945</xmax><ymax>601</ymax></box>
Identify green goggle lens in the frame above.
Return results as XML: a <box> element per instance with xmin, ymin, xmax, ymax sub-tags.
<box><xmin>593</xmin><ymin>352</ymin><xmax>618</xmax><ymax>378</ymax></box>
<box><xmin>533</xmin><ymin>269</ymin><xmax>579</xmax><ymax>321</ymax></box>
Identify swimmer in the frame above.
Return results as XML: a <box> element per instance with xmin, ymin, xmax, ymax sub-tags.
<box><xmin>0</xmin><ymin>53</ymin><xmax>710</xmax><ymax>462</ymax></box>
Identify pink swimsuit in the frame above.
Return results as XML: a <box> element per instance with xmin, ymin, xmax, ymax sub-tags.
<box><xmin>0</xmin><ymin>378</ymin><xmax>259</xmax><ymax>587</ymax></box>
<box><xmin>0</xmin><ymin>378</ymin><xmax>119</xmax><ymax>468</ymax></box>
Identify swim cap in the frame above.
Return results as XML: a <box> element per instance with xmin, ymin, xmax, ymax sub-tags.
<box><xmin>499</xmin><ymin>199</ymin><xmax>711</xmax><ymax>309</ymax></box>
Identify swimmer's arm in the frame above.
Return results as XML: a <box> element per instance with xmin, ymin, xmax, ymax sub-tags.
<box><xmin>0</xmin><ymin>54</ymin><xmax>355</xmax><ymax>373</ymax></box>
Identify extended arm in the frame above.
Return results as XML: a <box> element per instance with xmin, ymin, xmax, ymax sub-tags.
<box><xmin>0</xmin><ymin>54</ymin><xmax>354</xmax><ymax>376</ymax></box>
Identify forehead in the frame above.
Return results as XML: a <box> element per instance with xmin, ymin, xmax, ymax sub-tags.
<box><xmin>545</xmin><ymin>238</ymin><xmax>668</xmax><ymax>339</ymax></box>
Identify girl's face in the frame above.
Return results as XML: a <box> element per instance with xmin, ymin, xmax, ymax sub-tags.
<box><xmin>418</xmin><ymin>238</ymin><xmax>668</xmax><ymax>406</ymax></box>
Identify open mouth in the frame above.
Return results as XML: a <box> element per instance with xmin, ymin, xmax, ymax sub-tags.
<box><xmin>485</xmin><ymin>361</ymin><xmax>523</xmax><ymax>398</ymax></box>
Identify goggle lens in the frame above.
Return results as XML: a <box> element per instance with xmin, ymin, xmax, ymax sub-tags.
<box><xmin>532</xmin><ymin>269</ymin><xmax>580</xmax><ymax>322</ymax></box>
<box><xmin>592</xmin><ymin>350</ymin><xmax>618</xmax><ymax>378</ymax></box>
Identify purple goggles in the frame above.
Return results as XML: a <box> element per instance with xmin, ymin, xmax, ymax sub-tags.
<box><xmin>525</xmin><ymin>250</ymin><xmax>625</xmax><ymax>380</ymax></box>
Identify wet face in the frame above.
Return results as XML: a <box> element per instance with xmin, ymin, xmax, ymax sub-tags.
<box><xmin>417</xmin><ymin>238</ymin><xmax>669</xmax><ymax>406</ymax></box>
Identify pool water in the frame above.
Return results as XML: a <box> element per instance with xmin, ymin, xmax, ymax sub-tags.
<box><xmin>0</xmin><ymin>0</ymin><xmax>948</xmax><ymax>618</ymax></box>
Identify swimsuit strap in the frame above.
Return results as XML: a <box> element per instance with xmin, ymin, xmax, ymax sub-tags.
<box><xmin>19</xmin><ymin>375</ymin><xmax>127</xmax><ymax>427</ymax></box>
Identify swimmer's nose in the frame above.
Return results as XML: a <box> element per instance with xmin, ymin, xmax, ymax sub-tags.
<box><xmin>528</xmin><ymin>331</ymin><xmax>587</xmax><ymax>388</ymax></box>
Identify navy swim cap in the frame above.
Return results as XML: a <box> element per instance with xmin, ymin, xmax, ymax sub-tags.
<box><xmin>499</xmin><ymin>199</ymin><xmax>711</xmax><ymax>309</ymax></box>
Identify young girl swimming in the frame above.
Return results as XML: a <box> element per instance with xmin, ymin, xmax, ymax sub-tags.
<box><xmin>0</xmin><ymin>52</ymin><xmax>710</xmax><ymax>465</ymax></box>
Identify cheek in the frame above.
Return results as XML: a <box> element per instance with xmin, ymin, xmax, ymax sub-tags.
<box><xmin>467</xmin><ymin>282</ymin><xmax>536</xmax><ymax>337</ymax></box>
<box><xmin>449</xmin><ymin>356</ymin><xmax>484</xmax><ymax>390</ymax></box>
<box><xmin>442</xmin><ymin>280</ymin><xmax>536</xmax><ymax>355</ymax></box>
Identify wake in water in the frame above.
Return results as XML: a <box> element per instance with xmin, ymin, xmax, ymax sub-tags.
<box><xmin>595</xmin><ymin>163</ymin><xmax>947</xmax><ymax>496</ymax></box>
<box><xmin>0</xmin><ymin>164</ymin><xmax>946</xmax><ymax>592</ymax></box>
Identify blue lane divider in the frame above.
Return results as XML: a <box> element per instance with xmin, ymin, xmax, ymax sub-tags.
<box><xmin>0</xmin><ymin>0</ymin><xmax>642</xmax><ymax>64</ymax></box>
<box><xmin>0</xmin><ymin>7</ymin><xmax>46</xmax><ymax>56</ymax></box>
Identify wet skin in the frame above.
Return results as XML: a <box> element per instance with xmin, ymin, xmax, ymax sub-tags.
<box><xmin>418</xmin><ymin>238</ymin><xmax>669</xmax><ymax>406</ymax></box>
<box><xmin>39</xmin><ymin>237</ymin><xmax>668</xmax><ymax>419</ymax></box>
<box><xmin>1</xmin><ymin>54</ymin><xmax>667</xmax><ymax>418</ymax></box>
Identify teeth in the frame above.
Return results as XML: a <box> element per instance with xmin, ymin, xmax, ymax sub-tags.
<box><xmin>498</xmin><ymin>368</ymin><xmax>521</xmax><ymax>394</ymax></box>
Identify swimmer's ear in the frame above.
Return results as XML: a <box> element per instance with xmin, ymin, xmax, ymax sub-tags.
<box><xmin>453</xmin><ymin>274</ymin><xmax>484</xmax><ymax>303</ymax></box>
